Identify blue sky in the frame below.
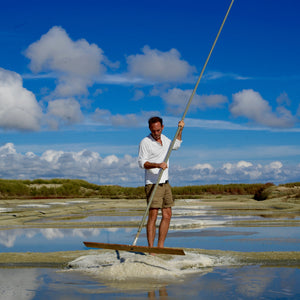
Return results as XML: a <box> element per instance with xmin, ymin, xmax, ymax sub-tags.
<box><xmin>0</xmin><ymin>0</ymin><xmax>300</xmax><ymax>186</ymax></box>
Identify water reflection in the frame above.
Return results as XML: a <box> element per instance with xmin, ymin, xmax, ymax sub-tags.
<box><xmin>0</xmin><ymin>268</ymin><xmax>39</xmax><ymax>300</ymax></box>
<box><xmin>0</xmin><ymin>265</ymin><xmax>299</xmax><ymax>300</ymax></box>
<box><xmin>1</xmin><ymin>225</ymin><xmax>299</xmax><ymax>252</ymax></box>
<box><xmin>192</xmin><ymin>266</ymin><xmax>299</xmax><ymax>299</ymax></box>
<box><xmin>0</xmin><ymin>228</ymin><xmax>136</xmax><ymax>252</ymax></box>
<box><xmin>148</xmin><ymin>287</ymin><xmax>168</xmax><ymax>299</ymax></box>
<box><xmin>58</xmin><ymin>215</ymin><xmax>142</xmax><ymax>222</ymax></box>
<box><xmin>168</xmin><ymin>226</ymin><xmax>300</xmax><ymax>252</ymax></box>
<box><xmin>1</xmin><ymin>197</ymin><xmax>299</xmax><ymax>299</ymax></box>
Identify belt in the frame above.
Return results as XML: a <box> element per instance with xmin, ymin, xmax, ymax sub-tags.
<box><xmin>159</xmin><ymin>180</ymin><xmax>169</xmax><ymax>186</ymax></box>
<box><xmin>146</xmin><ymin>180</ymin><xmax>168</xmax><ymax>187</ymax></box>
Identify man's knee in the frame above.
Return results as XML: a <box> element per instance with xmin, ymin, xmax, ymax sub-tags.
<box><xmin>148</xmin><ymin>208</ymin><xmax>158</xmax><ymax>223</ymax></box>
<box><xmin>162</xmin><ymin>208</ymin><xmax>172</xmax><ymax>221</ymax></box>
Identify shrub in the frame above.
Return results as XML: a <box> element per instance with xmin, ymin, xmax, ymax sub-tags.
<box><xmin>0</xmin><ymin>179</ymin><xmax>30</xmax><ymax>197</ymax></box>
<box><xmin>172</xmin><ymin>183</ymin><xmax>271</xmax><ymax>197</ymax></box>
<box><xmin>0</xmin><ymin>179</ymin><xmax>277</xmax><ymax>199</ymax></box>
<box><xmin>253</xmin><ymin>183</ymin><xmax>275</xmax><ymax>201</ymax></box>
<box><xmin>280</xmin><ymin>182</ymin><xmax>300</xmax><ymax>188</ymax></box>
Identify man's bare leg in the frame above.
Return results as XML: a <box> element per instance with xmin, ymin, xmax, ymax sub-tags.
<box><xmin>157</xmin><ymin>207</ymin><xmax>172</xmax><ymax>248</ymax></box>
<box><xmin>147</xmin><ymin>208</ymin><xmax>158</xmax><ymax>247</ymax></box>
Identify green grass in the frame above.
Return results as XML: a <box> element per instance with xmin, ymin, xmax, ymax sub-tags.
<box><xmin>0</xmin><ymin>179</ymin><xmax>283</xmax><ymax>199</ymax></box>
<box><xmin>0</xmin><ymin>179</ymin><xmax>145</xmax><ymax>199</ymax></box>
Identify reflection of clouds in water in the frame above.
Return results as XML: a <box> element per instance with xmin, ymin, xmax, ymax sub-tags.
<box><xmin>72</xmin><ymin>228</ymin><xmax>101</xmax><ymax>238</ymax></box>
<box><xmin>108</xmin><ymin>228</ymin><xmax>119</xmax><ymax>233</ymax></box>
<box><xmin>41</xmin><ymin>228</ymin><xmax>65</xmax><ymax>239</ymax></box>
<box><xmin>0</xmin><ymin>229</ymin><xmax>37</xmax><ymax>248</ymax></box>
<box><xmin>235</xmin><ymin>267</ymin><xmax>273</xmax><ymax>298</ymax></box>
<box><xmin>198</xmin><ymin>266</ymin><xmax>280</xmax><ymax>298</ymax></box>
<box><xmin>0</xmin><ymin>269</ymin><xmax>39</xmax><ymax>300</ymax></box>
<box><xmin>0</xmin><ymin>228</ymin><xmax>103</xmax><ymax>248</ymax></box>
<box><xmin>0</xmin><ymin>230</ymin><xmax>20</xmax><ymax>247</ymax></box>
<box><xmin>25</xmin><ymin>230</ymin><xmax>38</xmax><ymax>239</ymax></box>
<box><xmin>194</xmin><ymin>266</ymin><xmax>298</xmax><ymax>299</ymax></box>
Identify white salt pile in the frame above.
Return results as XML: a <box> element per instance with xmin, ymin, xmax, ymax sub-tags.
<box><xmin>68</xmin><ymin>251</ymin><xmax>234</xmax><ymax>284</ymax></box>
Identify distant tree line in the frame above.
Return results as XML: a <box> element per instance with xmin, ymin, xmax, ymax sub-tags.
<box><xmin>0</xmin><ymin>178</ymin><xmax>299</xmax><ymax>200</ymax></box>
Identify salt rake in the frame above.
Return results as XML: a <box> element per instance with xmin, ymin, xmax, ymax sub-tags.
<box><xmin>83</xmin><ymin>241</ymin><xmax>185</xmax><ymax>255</ymax></box>
<box><xmin>84</xmin><ymin>0</ymin><xmax>235</xmax><ymax>256</ymax></box>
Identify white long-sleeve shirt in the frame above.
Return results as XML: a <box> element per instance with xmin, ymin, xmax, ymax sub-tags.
<box><xmin>138</xmin><ymin>133</ymin><xmax>182</xmax><ymax>185</ymax></box>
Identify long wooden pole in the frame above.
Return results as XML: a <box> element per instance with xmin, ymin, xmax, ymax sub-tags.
<box><xmin>132</xmin><ymin>0</ymin><xmax>235</xmax><ymax>247</ymax></box>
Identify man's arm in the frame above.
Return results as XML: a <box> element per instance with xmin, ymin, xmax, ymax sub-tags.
<box><xmin>143</xmin><ymin>161</ymin><xmax>168</xmax><ymax>170</ymax></box>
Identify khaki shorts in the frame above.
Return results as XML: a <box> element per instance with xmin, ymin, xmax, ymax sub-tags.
<box><xmin>145</xmin><ymin>182</ymin><xmax>174</xmax><ymax>209</ymax></box>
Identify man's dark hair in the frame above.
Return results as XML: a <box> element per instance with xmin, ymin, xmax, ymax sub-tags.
<box><xmin>148</xmin><ymin>116</ymin><xmax>163</xmax><ymax>127</ymax></box>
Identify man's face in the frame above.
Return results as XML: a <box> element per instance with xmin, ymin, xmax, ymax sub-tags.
<box><xmin>149</xmin><ymin>122</ymin><xmax>164</xmax><ymax>141</ymax></box>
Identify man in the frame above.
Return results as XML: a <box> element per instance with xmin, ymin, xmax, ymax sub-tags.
<box><xmin>138</xmin><ymin>116</ymin><xmax>184</xmax><ymax>249</ymax></box>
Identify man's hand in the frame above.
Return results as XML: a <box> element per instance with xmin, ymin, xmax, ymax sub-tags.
<box><xmin>158</xmin><ymin>162</ymin><xmax>168</xmax><ymax>170</ymax></box>
<box><xmin>177</xmin><ymin>120</ymin><xmax>185</xmax><ymax>141</ymax></box>
<box><xmin>178</xmin><ymin>120</ymin><xmax>185</xmax><ymax>128</ymax></box>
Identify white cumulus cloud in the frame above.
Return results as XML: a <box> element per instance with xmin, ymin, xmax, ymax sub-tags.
<box><xmin>172</xmin><ymin>159</ymin><xmax>299</xmax><ymax>185</ymax></box>
<box><xmin>0</xmin><ymin>143</ymin><xmax>141</xmax><ymax>185</ymax></box>
<box><xmin>193</xmin><ymin>163</ymin><xmax>214</xmax><ymax>171</ymax></box>
<box><xmin>0</xmin><ymin>68</ymin><xmax>42</xmax><ymax>131</ymax></box>
<box><xmin>132</xmin><ymin>89</ymin><xmax>145</xmax><ymax>101</ymax></box>
<box><xmin>162</xmin><ymin>88</ymin><xmax>227</xmax><ymax>114</ymax></box>
<box><xmin>25</xmin><ymin>26</ymin><xmax>110</xmax><ymax>97</ymax></box>
<box><xmin>92</xmin><ymin>109</ymin><xmax>158</xmax><ymax>127</ymax></box>
<box><xmin>46</xmin><ymin>98</ymin><xmax>83</xmax><ymax>129</ymax></box>
<box><xmin>230</xmin><ymin>89</ymin><xmax>296</xmax><ymax>128</ymax></box>
<box><xmin>0</xmin><ymin>143</ymin><xmax>299</xmax><ymax>186</ymax></box>
<box><xmin>126</xmin><ymin>45</ymin><xmax>196</xmax><ymax>83</ymax></box>
<box><xmin>237</xmin><ymin>161</ymin><xmax>253</xmax><ymax>168</ymax></box>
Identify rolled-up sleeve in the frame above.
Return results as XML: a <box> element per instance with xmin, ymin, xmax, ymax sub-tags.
<box><xmin>173</xmin><ymin>138</ymin><xmax>182</xmax><ymax>150</ymax></box>
<box><xmin>138</xmin><ymin>139</ymin><xmax>148</xmax><ymax>169</ymax></box>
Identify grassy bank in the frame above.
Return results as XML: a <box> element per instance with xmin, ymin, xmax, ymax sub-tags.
<box><xmin>0</xmin><ymin>179</ymin><xmax>145</xmax><ymax>199</ymax></box>
<box><xmin>1</xmin><ymin>178</ymin><xmax>299</xmax><ymax>200</ymax></box>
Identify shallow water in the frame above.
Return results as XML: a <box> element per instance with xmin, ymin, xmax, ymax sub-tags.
<box><xmin>1</xmin><ymin>202</ymin><xmax>299</xmax><ymax>253</ymax></box>
<box><xmin>1</xmin><ymin>264</ymin><xmax>299</xmax><ymax>299</ymax></box>
<box><xmin>1</xmin><ymin>225</ymin><xmax>299</xmax><ymax>253</ymax></box>
<box><xmin>0</xmin><ymin>197</ymin><xmax>299</xmax><ymax>299</ymax></box>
